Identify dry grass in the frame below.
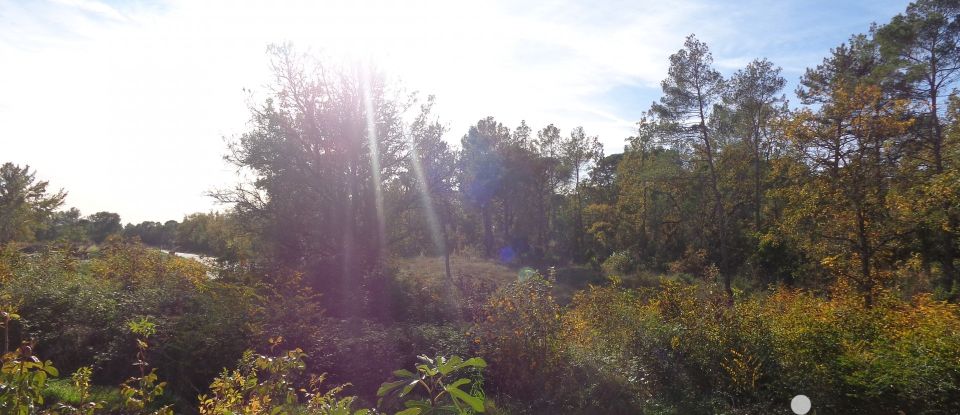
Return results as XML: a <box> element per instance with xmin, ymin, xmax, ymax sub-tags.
<box><xmin>391</xmin><ymin>255</ymin><xmax>607</xmax><ymax>306</ymax></box>
<box><xmin>392</xmin><ymin>254</ymin><xmax>519</xmax><ymax>286</ymax></box>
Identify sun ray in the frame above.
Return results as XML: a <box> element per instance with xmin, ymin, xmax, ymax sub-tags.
<box><xmin>360</xmin><ymin>60</ymin><xmax>387</xmax><ymax>253</ymax></box>
<box><xmin>404</xmin><ymin>124</ymin><xmax>445</xmax><ymax>256</ymax></box>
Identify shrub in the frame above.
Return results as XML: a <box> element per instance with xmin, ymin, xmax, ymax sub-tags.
<box><xmin>401</xmin><ymin>324</ymin><xmax>472</xmax><ymax>364</ymax></box>
<box><xmin>473</xmin><ymin>275</ymin><xmax>569</xmax><ymax>409</ymax></box>
<box><xmin>198</xmin><ymin>344</ymin><xmax>367</xmax><ymax>415</ymax></box>
<box><xmin>377</xmin><ymin>355</ymin><xmax>488</xmax><ymax>414</ymax></box>
<box><xmin>0</xmin><ymin>240</ymin><xmax>254</xmax><ymax>407</ymax></box>
<box><xmin>601</xmin><ymin>251</ymin><xmax>634</xmax><ymax>277</ymax></box>
<box><xmin>561</xmin><ymin>284</ymin><xmax>649</xmax><ymax>411</ymax></box>
<box><xmin>0</xmin><ymin>341</ymin><xmax>59</xmax><ymax>414</ymax></box>
<box><xmin>308</xmin><ymin>318</ymin><xmax>406</xmax><ymax>399</ymax></box>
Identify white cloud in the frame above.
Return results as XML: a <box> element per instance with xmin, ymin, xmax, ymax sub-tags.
<box><xmin>50</xmin><ymin>0</ymin><xmax>127</xmax><ymax>21</ymax></box>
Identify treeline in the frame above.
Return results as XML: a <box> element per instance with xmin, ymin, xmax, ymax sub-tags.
<box><xmin>0</xmin><ymin>173</ymin><xmax>246</xmax><ymax>259</ymax></box>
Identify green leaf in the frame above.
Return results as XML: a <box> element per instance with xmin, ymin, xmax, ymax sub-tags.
<box><xmin>404</xmin><ymin>399</ymin><xmax>432</xmax><ymax>409</ymax></box>
<box><xmin>457</xmin><ymin>357</ymin><xmax>487</xmax><ymax>370</ymax></box>
<box><xmin>395</xmin><ymin>408</ymin><xmax>422</xmax><ymax>415</ymax></box>
<box><xmin>447</xmin><ymin>378</ymin><xmax>470</xmax><ymax>389</ymax></box>
<box><xmin>377</xmin><ymin>380</ymin><xmax>405</xmax><ymax>397</ymax></box>
<box><xmin>438</xmin><ymin>356</ymin><xmax>463</xmax><ymax>375</ymax></box>
<box><xmin>400</xmin><ymin>379</ymin><xmax>419</xmax><ymax>397</ymax></box>
<box><xmin>446</xmin><ymin>386</ymin><xmax>485</xmax><ymax>412</ymax></box>
<box><xmin>393</xmin><ymin>369</ymin><xmax>415</xmax><ymax>378</ymax></box>
<box><xmin>43</xmin><ymin>363</ymin><xmax>59</xmax><ymax>377</ymax></box>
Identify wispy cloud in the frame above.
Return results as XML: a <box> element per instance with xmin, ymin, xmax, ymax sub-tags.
<box><xmin>51</xmin><ymin>0</ymin><xmax>127</xmax><ymax>21</ymax></box>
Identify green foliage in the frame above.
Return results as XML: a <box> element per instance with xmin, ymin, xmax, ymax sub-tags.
<box><xmin>401</xmin><ymin>325</ymin><xmax>472</xmax><ymax>363</ymax></box>
<box><xmin>473</xmin><ymin>275</ymin><xmax>571</xmax><ymax>409</ymax></box>
<box><xmin>389</xmin><ymin>256</ymin><xmax>509</xmax><ymax>324</ymax></box>
<box><xmin>43</xmin><ymin>379</ymin><xmax>122</xmax><ymax>414</ymax></box>
<box><xmin>306</xmin><ymin>318</ymin><xmax>411</xmax><ymax>399</ymax></box>
<box><xmin>0</xmin><ymin>343</ymin><xmax>59</xmax><ymax>414</ymax></box>
<box><xmin>0</xmin><ymin>163</ymin><xmax>66</xmax><ymax>245</ymax></box>
<box><xmin>122</xmin><ymin>220</ymin><xmax>178</xmax><ymax>250</ymax></box>
<box><xmin>556</xmin><ymin>279</ymin><xmax>960</xmax><ymax>413</ymax></box>
<box><xmin>0</xmin><ymin>240</ymin><xmax>253</xmax><ymax>407</ymax></box>
<box><xmin>198</xmin><ymin>343</ymin><xmax>367</xmax><ymax>415</ymax></box>
<box><xmin>175</xmin><ymin>212</ymin><xmax>250</xmax><ymax>260</ymax></box>
<box><xmin>5</xmin><ymin>2</ymin><xmax>960</xmax><ymax>413</ymax></box>
<box><xmin>377</xmin><ymin>355</ymin><xmax>487</xmax><ymax>415</ymax></box>
<box><xmin>600</xmin><ymin>251</ymin><xmax>634</xmax><ymax>277</ymax></box>
<box><xmin>84</xmin><ymin>212</ymin><xmax>122</xmax><ymax>245</ymax></box>
<box><xmin>36</xmin><ymin>208</ymin><xmax>87</xmax><ymax>244</ymax></box>
<box><xmin>49</xmin><ymin>367</ymin><xmax>105</xmax><ymax>415</ymax></box>
<box><xmin>120</xmin><ymin>317</ymin><xmax>172</xmax><ymax>415</ymax></box>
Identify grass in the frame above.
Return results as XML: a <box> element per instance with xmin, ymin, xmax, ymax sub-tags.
<box><xmin>42</xmin><ymin>378</ymin><xmax>124</xmax><ymax>411</ymax></box>
<box><xmin>392</xmin><ymin>254</ymin><xmax>609</xmax><ymax>305</ymax></box>
<box><xmin>393</xmin><ymin>254</ymin><xmax>518</xmax><ymax>286</ymax></box>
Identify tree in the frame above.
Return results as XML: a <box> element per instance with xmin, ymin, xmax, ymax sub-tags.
<box><xmin>780</xmin><ymin>83</ymin><xmax>912</xmax><ymax>304</ymax></box>
<box><xmin>533</xmin><ymin>124</ymin><xmax>571</xmax><ymax>258</ymax></box>
<box><xmin>37</xmin><ymin>207</ymin><xmax>86</xmax><ymax>243</ymax></box>
<box><xmin>563</xmin><ymin>126</ymin><xmax>603</xmax><ymax>258</ymax></box>
<box><xmin>513</xmin><ymin>119</ymin><xmax>533</xmax><ymax>150</ymax></box>
<box><xmin>459</xmin><ymin>117</ymin><xmax>510</xmax><ymax>258</ymax></box>
<box><xmin>876</xmin><ymin>0</ymin><xmax>960</xmax><ymax>292</ymax></box>
<box><xmin>876</xmin><ymin>0</ymin><xmax>960</xmax><ymax>173</ymax></box>
<box><xmin>615</xmin><ymin>125</ymin><xmax>694</xmax><ymax>271</ymax></box>
<box><xmin>85</xmin><ymin>211</ymin><xmax>122</xmax><ymax>244</ymax></box>
<box><xmin>215</xmin><ymin>44</ymin><xmax>407</xmax><ymax>315</ymax></box>
<box><xmin>651</xmin><ymin>34</ymin><xmax>732</xmax><ymax>296</ymax></box>
<box><xmin>495</xmin><ymin>124</ymin><xmax>544</xmax><ymax>261</ymax></box>
<box><xmin>395</xmin><ymin>96</ymin><xmax>458</xmax><ymax>279</ymax></box>
<box><xmin>0</xmin><ymin>163</ymin><xmax>66</xmax><ymax>244</ymax></box>
<box><xmin>724</xmin><ymin>58</ymin><xmax>787</xmax><ymax>234</ymax></box>
<box><xmin>584</xmin><ymin>152</ymin><xmax>624</xmax><ymax>207</ymax></box>
<box><xmin>123</xmin><ymin>220</ymin><xmax>178</xmax><ymax>249</ymax></box>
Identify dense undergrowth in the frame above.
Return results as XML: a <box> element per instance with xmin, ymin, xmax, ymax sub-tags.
<box><xmin>1</xmin><ymin>240</ymin><xmax>959</xmax><ymax>414</ymax></box>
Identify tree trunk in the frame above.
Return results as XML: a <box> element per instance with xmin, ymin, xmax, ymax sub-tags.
<box><xmin>482</xmin><ymin>203</ymin><xmax>494</xmax><ymax>258</ymax></box>
<box><xmin>929</xmin><ymin>76</ymin><xmax>956</xmax><ymax>296</ymax></box>
<box><xmin>697</xmin><ymin>91</ymin><xmax>730</xmax><ymax>299</ymax></box>
<box><xmin>442</xmin><ymin>221</ymin><xmax>453</xmax><ymax>283</ymax></box>
<box><xmin>856</xmin><ymin>206</ymin><xmax>874</xmax><ymax>307</ymax></box>
<box><xmin>575</xmin><ymin>167</ymin><xmax>584</xmax><ymax>262</ymax></box>
<box><xmin>753</xmin><ymin>119</ymin><xmax>763</xmax><ymax>282</ymax></box>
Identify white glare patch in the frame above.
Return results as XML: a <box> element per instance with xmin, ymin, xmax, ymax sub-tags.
<box><xmin>791</xmin><ymin>395</ymin><xmax>811</xmax><ymax>414</ymax></box>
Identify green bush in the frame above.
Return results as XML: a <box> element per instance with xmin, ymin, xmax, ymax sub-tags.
<box><xmin>601</xmin><ymin>251</ymin><xmax>634</xmax><ymax>277</ymax></box>
<box><xmin>0</xmin><ymin>240</ymin><xmax>254</xmax><ymax>408</ymax></box>
<box><xmin>198</xmin><ymin>346</ymin><xmax>367</xmax><ymax>415</ymax></box>
<box><xmin>473</xmin><ymin>275</ymin><xmax>573</xmax><ymax>410</ymax></box>
<box><xmin>555</xmin><ymin>278</ymin><xmax>960</xmax><ymax>414</ymax></box>
<box><xmin>377</xmin><ymin>355</ymin><xmax>488</xmax><ymax>414</ymax></box>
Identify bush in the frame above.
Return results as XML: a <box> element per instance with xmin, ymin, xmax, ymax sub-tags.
<box><xmin>0</xmin><ymin>239</ymin><xmax>254</xmax><ymax>407</ymax></box>
<box><xmin>473</xmin><ymin>275</ymin><xmax>571</xmax><ymax>410</ymax></box>
<box><xmin>307</xmin><ymin>318</ymin><xmax>406</xmax><ymax>399</ymax></box>
<box><xmin>554</xmin><ymin>278</ymin><xmax>960</xmax><ymax>414</ymax></box>
<box><xmin>601</xmin><ymin>251</ymin><xmax>634</xmax><ymax>277</ymax></box>
<box><xmin>561</xmin><ymin>284</ymin><xmax>649</xmax><ymax>412</ymax></box>
<box><xmin>198</xmin><ymin>346</ymin><xmax>367</xmax><ymax>415</ymax></box>
<box><xmin>401</xmin><ymin>324</ymin><xmax>472</xmax><ymax>363</ymax></box>
<box><xmin>377</xmin><ymin>355</ymin><xmax>488</xmax><ymax>414</ymax></box>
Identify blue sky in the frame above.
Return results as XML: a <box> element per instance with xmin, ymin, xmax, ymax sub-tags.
<box><xmin>0</xmin><ymin>0</ymin><xmax>910</xmax><ymax>223</ymax></box>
